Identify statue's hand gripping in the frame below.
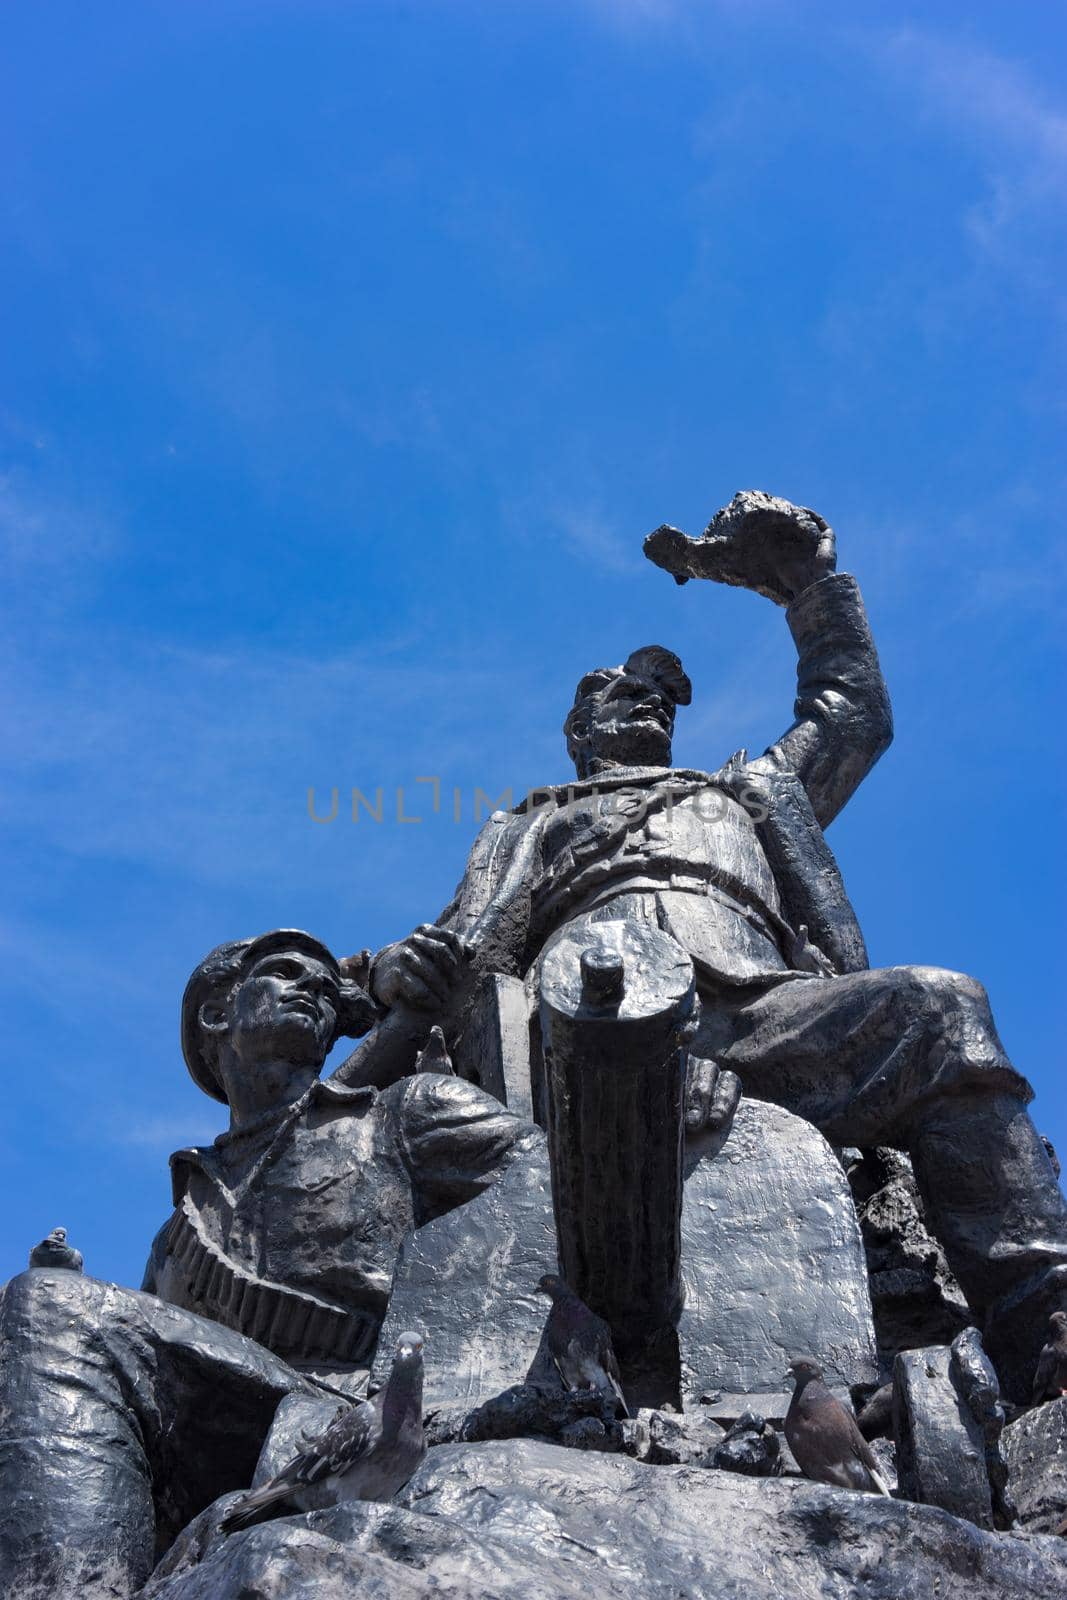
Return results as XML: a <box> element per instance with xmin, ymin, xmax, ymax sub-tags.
<box><xmin>368</xmin><ymin>924</ymin><xmax>469</xmax><ymax>1013</ymax></box>
<box><xmin>684</xmin><ymin>1053</ymin><xmax>742</xmax><ymax>1136</ymax></box>
<box><xmin>644</xmin><ymin>489</ymin><xmax>836</xmax><ymax>606</ymax></box>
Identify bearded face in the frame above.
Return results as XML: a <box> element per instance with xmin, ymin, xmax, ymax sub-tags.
<box><xmin>564</xmin><ymin>645</ymin><xmax>690</xmax><ymax>778</ymax></box>
<box><xmin>568</xmin><ymin>669</ymin><xmax>675</xmax><ymax>775</ymax></box>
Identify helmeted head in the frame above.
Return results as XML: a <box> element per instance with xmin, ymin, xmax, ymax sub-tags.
<box><xmin>788</xmin><ymin>1357</ymin><xmax>823</xmax><ymax>1386</ymax></box>
<box><xmin>563</xmin><ymin>645</ymin><xmax>692</xmax><ymax>778</ymax></box>
<box><xmin>181</xmin><ymin>930</ymin><xmax>378</xmax><ymax>1106</ymax></box>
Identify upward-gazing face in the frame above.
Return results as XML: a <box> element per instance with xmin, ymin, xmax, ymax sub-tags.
<box><xmin>219</xmin><ymin>949</ymin><xmax>341</xmax><ymax>1074</ymax></box>
<box><xmin>572</xmin><ymin>669</ymin><xmax>675</xmax><ymax>775</ymax></box>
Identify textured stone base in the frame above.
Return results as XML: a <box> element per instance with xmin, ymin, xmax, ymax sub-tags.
<box><xmin>1003</xmin><ymin>1396</ymin><xmax>1067</xmax><ymax>1534</ymax></box>
<box><xmin>144</xmin><ymin>1438</ymin><xmax>1067</xmax><ymax>1600</ymax></box>
<box><xmin>373</xmin><ymin>1098</ymin><xmax>878</xmax><ymax>1414</ymax></box>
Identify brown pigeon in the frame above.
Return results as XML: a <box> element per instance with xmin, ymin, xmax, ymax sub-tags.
<box><xmin>1032</xmin><ymin>1311</ymin><xmax>1067</xmax><ymax>1406</ymax></box>
<box><xmin>221</xmin><ymin>1332</ymin><xmax>426</xmax><ymax>1532</ymax></box>
<box><xmin>536</xmin><ymin>1273</ymin><xmax>629</xmax><ymax>1417</ymax></box>
<box><xmin>785</xmin><ymin>1358</ymin><xmax>890</xmax><ymax>1495</ymax></box>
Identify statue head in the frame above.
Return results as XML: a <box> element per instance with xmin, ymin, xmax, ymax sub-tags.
<box><xmin>181</xmin><ymin>930</ymin><xmax>377</xmax><ymax>1118</ymax></box>
<box><xmin>563</xmin><ymin>644</ymin><xmax>692</xmax><ymax>778</ymax></box>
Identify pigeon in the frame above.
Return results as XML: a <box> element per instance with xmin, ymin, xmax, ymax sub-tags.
<box><xmin>1031</xmin><ymin>1311</ymin><xmax>1067</xmax><ymax>1406</ymax></box>
<box><xmin>28</xmin><ymin>1227</ymin><xmax>83</xmax><ymax>1272</ymax></box>
<box><xmin>855</xmin><ymin>1382</ymin><xmax>895</xmax><ymax>1441</ymax></box>
<box><xmin>536</xmin><ymin>1273</ymin><xmax>629</xmax><ymax>1417</ymax></box>
<box><xmin>220</xmin><ymin>1331</ymin><xmax>427</xmax><ymax>1532</ymax></box>
<box><xmin>784</xmin><ymin>1358</ymin><xmax>890</xmax><ymax>1496</ymax></box>
<box><xmin>414</xmin><ymin>1025</ymin><xmax>454</xmax><ymax>1074</ymax></box>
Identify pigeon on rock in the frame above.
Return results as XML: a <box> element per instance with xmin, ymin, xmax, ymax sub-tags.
<box><xmin>784</xmin><ymin>1358</ymin><xmax>890</xmax><ymax>1496</ymax></box>
<box><xmin>220</xmin><ymin>1331</ymin><xmax>427</xmax><ymax>1532</ymax></box>
<box><xmin>28</xmin><ymin>1227</ymin><xmax>83</xmax><ymax>1272</ymax></box>
<box><xmin>1031</xmin><ymin>1311</ymin><xmax>1067</xmax><ymax>1405</ymax></box>
<box><xmin>536</xmin><ymin>1273</ymin><xmax>629</xmax><ymax>1417</ymax></box>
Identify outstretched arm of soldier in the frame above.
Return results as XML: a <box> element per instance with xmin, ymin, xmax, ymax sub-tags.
<box><xmin>644</xmin><ymin>491</ymin><xmax>892</xmax><ymax>827</ymax></box>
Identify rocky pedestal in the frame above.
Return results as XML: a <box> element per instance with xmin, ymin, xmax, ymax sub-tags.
<box><xmin>1002</xmin><ymin>1396</ymin><xmax>1067</xmax><ymax>1534</ymax></box>
<box><xmin>144</xmin><ymin>1438</ymin><xmax>1067</xmax><ymax>1600</ymax></box>
<box><xmin>894</xmin><ymin>1344</ymin><xmax>994</xmax><ymax>1528</ymax></box>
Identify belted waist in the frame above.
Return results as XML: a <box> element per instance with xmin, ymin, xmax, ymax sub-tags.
<box><xmin>534</xmin><ymin>852</ymin><xmax>793</xmax><ymax>954</ymax></box>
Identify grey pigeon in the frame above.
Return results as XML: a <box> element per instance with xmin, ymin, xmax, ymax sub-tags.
<box><xmin>536</xmin><ymin>1273</ymin><xmax>629</xmax><ymax>1417</ymax></box>
<box><xmin>785</xmin><ymin>1358</ymin><xmax>890</xmax><ymax>1496</ymax></box>
<box><xmin>414</xmin><ymin>1025</ymin><xmax>454</xmax><ymax>1074</ymax></box>
<box><xmin>1031</xmin><ymin>1311</ymin><xmax>1067</xmax><ymax>1405</ymax></box>
<box><xmin>221</xmin><ymin>1331</ymin><xmax>426</xmax><ymax>1532</ymax></box>
<box><xmin>28</xmin><ymin>1227</ymin><xmax>83</xmax><ymax>1272</ymax></box>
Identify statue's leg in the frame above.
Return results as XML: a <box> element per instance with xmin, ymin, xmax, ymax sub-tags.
<box><xmin>0</xmin><ymin>1268</ymin><xmax>313</xmax><ymax>1599</ymax></box>
<box><xmin>699</xmin><ymin>964</ymin><xmax>1067</xmax><ymax>1397</ymax></box>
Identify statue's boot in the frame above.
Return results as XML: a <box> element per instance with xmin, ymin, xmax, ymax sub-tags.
<box><xmin>911</xmin><ymin>1093</ymin><xmax>1067</xmax><ymax>1403</ymax></box>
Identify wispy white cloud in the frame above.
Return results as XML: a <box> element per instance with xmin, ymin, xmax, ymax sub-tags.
<box><xmin>876</xmin><ymin>28</ymin><xmax>1067</xmax><ymax>292</ymax></box>
<box><xmin>581</xmin><ymin>0</ymin><xmax>786</xmax><ymax>28</ymax></box>
<box><xmin>501</xmin><ymin>489</ymin><xmax>643</xmax><ymax>578</ymax></box>
<box><xmin>545</xmin><ymin>501</ymin><xmax>643</xmax><ymax>576</ymax></box>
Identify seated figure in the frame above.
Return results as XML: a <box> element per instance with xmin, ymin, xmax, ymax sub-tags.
<box><xmin>371</xmin><ymin>494</ymin><xmax>1067</xmax><ymax>1398</ymax></box>
<box><xmin>0</xmin><ymin>928</ymin><xmax>534</xmax><ymax>1600</ymax></box>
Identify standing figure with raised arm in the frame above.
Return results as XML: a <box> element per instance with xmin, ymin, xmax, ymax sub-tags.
<box><xmin>371</xmin><ymin>491</ymin><xmax>1067</xmax><ymax>1398</ymax></box>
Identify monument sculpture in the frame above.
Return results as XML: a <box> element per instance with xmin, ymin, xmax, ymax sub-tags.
<box><xmin>3</xmin><ymin>490</ymin><xmax>1067</xmax><ymax>1600</ymax></box>
<box><xmin>0</xmin><ymin>929</ymin><xmax>533</xmax><ymax>1595</ymax></box>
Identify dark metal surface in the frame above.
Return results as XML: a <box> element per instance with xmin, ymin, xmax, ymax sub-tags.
<box><xmin>540</xmin><ymin>917</ymin><xmax>694</xmax><ymax>1353</ymax></box>
<box><xmin>143</xmin><ymin>1438</ymin><xmax>1067</xmax><ymax>1600</ymax></box>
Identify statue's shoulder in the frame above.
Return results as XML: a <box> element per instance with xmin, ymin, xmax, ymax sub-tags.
<box><xmin>382</xmin><ymin>1069</ymin><xmax>516</xmax><ymax>1127</ymax></box>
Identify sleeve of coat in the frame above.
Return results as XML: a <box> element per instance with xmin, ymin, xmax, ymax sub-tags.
<box><xmin>393</xmin><ymin>1072</ymin><xmax>540</xmax><ymax>1224</ymax></box>
<box><xmin>749</xmin><ymin>572</ymin><xmax>893</xmax><ymax>829</ymax></box>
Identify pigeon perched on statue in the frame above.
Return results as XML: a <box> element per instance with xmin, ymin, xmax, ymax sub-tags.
<box><xmin>220</xmin><ymin>1331</ymin><xmax>426</xmax><ymax>1532</ymax></box>
<box><xmin>785</xmin><ymin>1358</ymin><xmax>891</xmax><ymax>1496</ymax></box>
<box><xmin>855</xmin><ymin>1382</ymin><xmax>895</xmax><ymax>1441</ymax></box>
<box><xmin>1031</xmin><ymin>1311</ymin><xmax>1067</xmax><ymax>1406</ymax></box>
<box><xmin>414</xmin><ymin>1025</ymin><xmax>454</xmax><ymax>1074</ymax></box>
<box><xmin>536</xmin><ymin>1273</ymin><xmax>629</xmax><ymax>1418</ymax></box>
<box><xmin>28</xmin><ymin>1227</ymin><xmax>83</xmax><ymax>1272</ymax></box>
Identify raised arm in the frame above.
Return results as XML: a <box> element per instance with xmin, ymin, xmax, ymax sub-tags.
<box><xmin>644</xmin><ymin>490</ymin><xmax>892</xmax><ymax>828</ymax></box>
<box><xmin>752</xmin><ymin>570</ymin><xmax>892</xmax><ymax>827</ymax></box>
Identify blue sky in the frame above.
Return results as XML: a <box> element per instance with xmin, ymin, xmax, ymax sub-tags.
<box><xmin>2</xmin><ymin>0</ymin><xmax>1065</xmax><ymax>1288</ymax></box>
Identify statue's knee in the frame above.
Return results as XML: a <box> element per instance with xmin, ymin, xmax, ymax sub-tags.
<box><xmin>1</xmin><ymin>1268</ymin><xmax>104</xmax><ymax>1336</ymax></box>
<box><xmin>898</xmin><ymin>964</ymin><xmax>989</xmax><ymax>1019</ymax></box>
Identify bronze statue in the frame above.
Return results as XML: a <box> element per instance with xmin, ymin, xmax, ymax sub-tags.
<box><xmin>371</xmin><ymin>493</ymin><xmax>1067</xmax><ymax>1397</ymax></box>
<box><xmin>0</xmin><ymin>929</ymin><xmax>532</xmax><ymax>1598</ymax></box>
<box><xmin>2</xmin><ymin>491</ymin><xmax>1064</xmax><ymax>1600</ymax></box>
